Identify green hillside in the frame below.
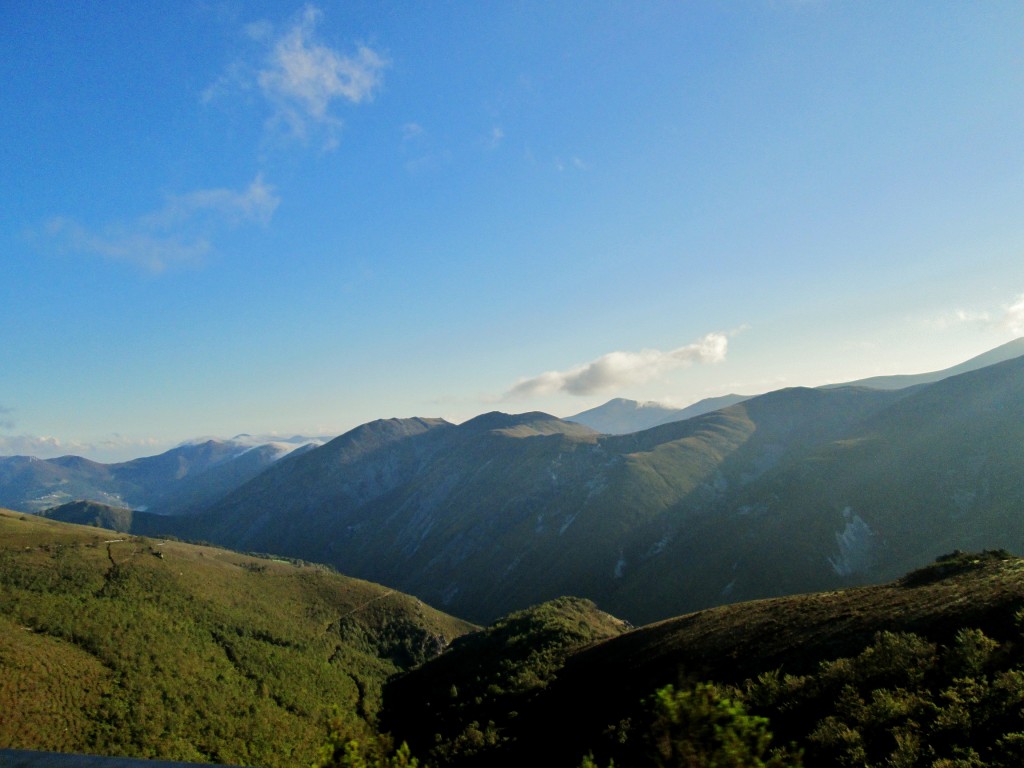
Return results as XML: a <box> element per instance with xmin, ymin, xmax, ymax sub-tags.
<box><xmin>382</xmin><ymin>551</ymin><xmax>1024</xmax><ymax>768</ymax></box>
<box><xmin>0</xmin><ymin>509</ymin><xmax>474</xmax><ymax>767</ymax></box>
<box><xmin>36</xmin><ymin>500</ymin><xmax>137</xmax><ymax>532</ymax></box>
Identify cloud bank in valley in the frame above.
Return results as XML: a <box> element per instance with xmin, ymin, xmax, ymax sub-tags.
<box><xmin>506</xmin><ymin>332</ymin><xmax>729</xmax><ymax>399</ymax></box>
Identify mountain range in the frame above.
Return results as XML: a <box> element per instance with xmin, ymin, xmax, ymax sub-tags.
<box><xmin>9</xmin><ymin>339</ymin><xmax>1024</xmax><ymax>626</ymax></box>
<box><xmin>25</xmin><ymin>342</ymin><xmax>1019</xmax><ymax>627</ymax></box>
<box><xmin>566</xmin><ymin>393</ymin><xmax>752</xmax><ymax>434</ymax></box>
<box><xmin>0</xmin><ymin>435</ymin><xmax>325</xmax><ymax>514</ymax></box>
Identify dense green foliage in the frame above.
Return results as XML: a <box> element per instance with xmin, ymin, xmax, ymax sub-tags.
<box><xmin>746</xmin><ymin>625</ymin><xmax>1024</xmax><ymax>766</ymax></box>
<box><xmin>6</xmin><ymin>504</ymin><xmax>1024</xmax><ymax>768</ymax></box>
<box><xmin>644</xmin><ymin>683</ymin><xmax>800</xmax><ymax>768</ymax></box>
<box><xmin>0</xmin><ymin>510</ymin><xmax>473</xmax><ymax>766</ymax></box>
<box><xmin>382</xmin><ymin>552</ymin><xmax>1024</xmax><ymax>767</ymax></box>
<box><xmin>382</xmin><ymin>597</ymin><xmax>629</xmax><ymax>766</ymax></box>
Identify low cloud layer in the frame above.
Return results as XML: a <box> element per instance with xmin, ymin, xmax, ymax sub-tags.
<box><xmin>43</xmin><ymin>175</ymin><xmax>279</xmax><ymax>272</ymax></box>
<box><xmin>0</xmin><ymin>433</ymin><xmax>163</xmax><ymax>462</ymax></box>
<box><xmin>506</xmin><ymin>332</ymin><xmax>729</xmax><ymax>399</ymax></box>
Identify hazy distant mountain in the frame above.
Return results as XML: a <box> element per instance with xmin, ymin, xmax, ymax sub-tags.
<box><xmin>138</xmin><ymin>352</ymin><xmax>1024</xmax><ymax>625</ymax></box>
<box><xmin>822</xmin><ymin>336</ymin><xmax>1024</xmax><ymax>390</ymax></box>
<box><xmin>0</xmin><ymin>435</ymin><xmax>325</xmax><ymax>513</ymax></box>
<box><xmin>568</xmin><ymin>393</ymin><xmax>752</xmax><ymax>435</ymax></box>
<box><xmin>569</xmin><ymin>337</ymin><xmax>1024</xmax><ymax>436</ymax></box>
<box><xmin>567</xmin><ymin>398</ymin><xmax>682</xmax><ymax>434</ymax></box>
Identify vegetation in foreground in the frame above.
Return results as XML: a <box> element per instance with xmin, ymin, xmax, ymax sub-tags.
<box><xmin>5</xmin><ymin>506</ymin><xmax>1024</xmax><ymax>768</ymax></box>
<box><xmin>376</xmin><ymin>551</ymin><xmax>1024</xmax><ymax>768</ymax></box>
<box><xmin>0</xmin><ymin>509</ymin><xmax>473</xmax><ymax>767</ymax></box>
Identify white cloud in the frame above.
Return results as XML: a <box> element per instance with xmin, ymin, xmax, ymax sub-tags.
<box><xmin>1003</xmin><ymin>294</ymin><xmax>1024</xmax><ymax>334</ymax></box>
<box><xmin>45</xmin><ymin>219</ymin><xmax>210</xmax><ymax>272</ymax></box>
<box><xmin>488</xmin><ymin>126</ymin><xmax>505</xmax><ymax>149</ymax></box>
<box><xmin>144</xmin><ymin>175</ymin><xmax>279</xmax><ymax>228</ymax></box>
<box><xmin>0</xmin><ymin>434</ymin><xmax>72</xmax><ymax>458</ymax></box>
<box><xmin>43</xmin><ymin>175</ymin><xmax>279</xmax><ymax>273</ymax></box>
<box><xmin>506</xmin><ymin>332</ymin><xmax>729</xmax><ymax>399</ymax></box>
<box><xmin>931</xmin><ymin>293</ymin><xmax>1024</xmax><ymax>335</ymax></box>
<box><xmin>255</xmin><ymin>5</ymin><xmax>387</xmax><ymax>149</ymax></box>
<box><xmin>0</xmin><ymin>433</ymin><xmax>164</xmax><ymax>461</ymax></box>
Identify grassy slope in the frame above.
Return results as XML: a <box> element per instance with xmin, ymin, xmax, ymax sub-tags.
<box><xmin>37</xmin><ymin>500</ymin><xmax>136</xmax><ymax>533</ymax></box>
<box><xmin>0</xmin><ymin>509</ymin><xmax>474</xmax><ymax>767</ymax></box>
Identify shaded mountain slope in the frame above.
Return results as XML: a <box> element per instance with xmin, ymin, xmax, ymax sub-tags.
<box><xmin>100</xmin><ymin>350</ymin><xmax>1024</xmax><ymax>626</ymax></box>
<box><xmin>606</xmin><ymin>353</ymin><xmax>1024</xmax><ymax>622</ymax></box>
<box><xmin>147</xmin><ymin>389</ymin><xmax>908</xmax><ymax>623</ymax></box>
<box><xmin>37</xmin><ymin>500</ymin><xmax>137</xmax><ymax>532</ymax></box>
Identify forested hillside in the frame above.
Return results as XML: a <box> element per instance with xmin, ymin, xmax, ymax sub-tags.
<box><xmin>0</xmin><ymin>509</ymin><xmax>473</xmax><ymax>767</ymax></box>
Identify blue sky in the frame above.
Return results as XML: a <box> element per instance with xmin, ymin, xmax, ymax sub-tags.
<box><xmin>3</xmin><ymin>1</ymin><xmax>1024</xmax><ymax>461</ymax></box>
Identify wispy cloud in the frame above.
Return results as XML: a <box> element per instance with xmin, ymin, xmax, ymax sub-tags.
<box><xmin>1004</xmin><ymin>294</ymin><xmax>1024</xmax><ymax>334</ymax></box>
<box><xmin>505</xmin><ymin>332</ymin><xmax>729</xmax><ymax>399</ymax></box>
<box><xmin>144</xmin><ymin>175</ymin><xmax>279</xmax><ymax>228</ymax></box>
<box><xmin>42</xmin><ymin>175</ymin><xmax>279</xmax><ymax>273</ymax></box>
<box><xmin>209</xmin><ymin>5</ymin><xmax>388</xmax><ymax>151</ymax></box>
<box><xmin>0</xmin><ymin>434</ymin><xmax>72</xmax><ymax>458</ymax></box>
<box><xmin>0</xmin><ymin>405</ymin><xmax>14</xmax><ymax>431</ymax></box>
<box><xmin>402</xmin><ymin>122</ymin><xmax>424</xmax><ymax>142</ymax></box>
<box><xmin>555</xmin><ymin>156</ymin><xmax>589</xmax><ymax>173</ymax></box>
<box><xmin>933</xmin><ymin>293</ymin><xmax>1024</xmax><ymax>335</ymax></box>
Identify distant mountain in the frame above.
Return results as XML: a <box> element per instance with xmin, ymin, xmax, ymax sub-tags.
<box><xmin>567</xmin><ymin>393</ymin><xmax>752</xmax><ymax>434</ymax></box>
<box><xmin>822</xmin><ymin>335</ymin><xmax>1024</xmax><ymax>390</ymax></box>
<box><xmin>136</xmin><ymin>353</ymin><xmax>1024</xmax><ymax>625</ymax></box>
<box><xmin>567</xmin><ymin>398</ymin><xmax>683</xmax><ymax>434</ymax></box>
<box><xmin>0</xmin><ymin>435</ymin><xmax>325</xmax><ymax>514</ymax></box>
<box><xmin>569</xmin><ymin>338</ymin><xmax>1024</xmax><ymax>436</ymax></box>
<box><xmin>37</xmin><ymin>500</ymin><xmax>137</xmax><ymax>532</ymax></box>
